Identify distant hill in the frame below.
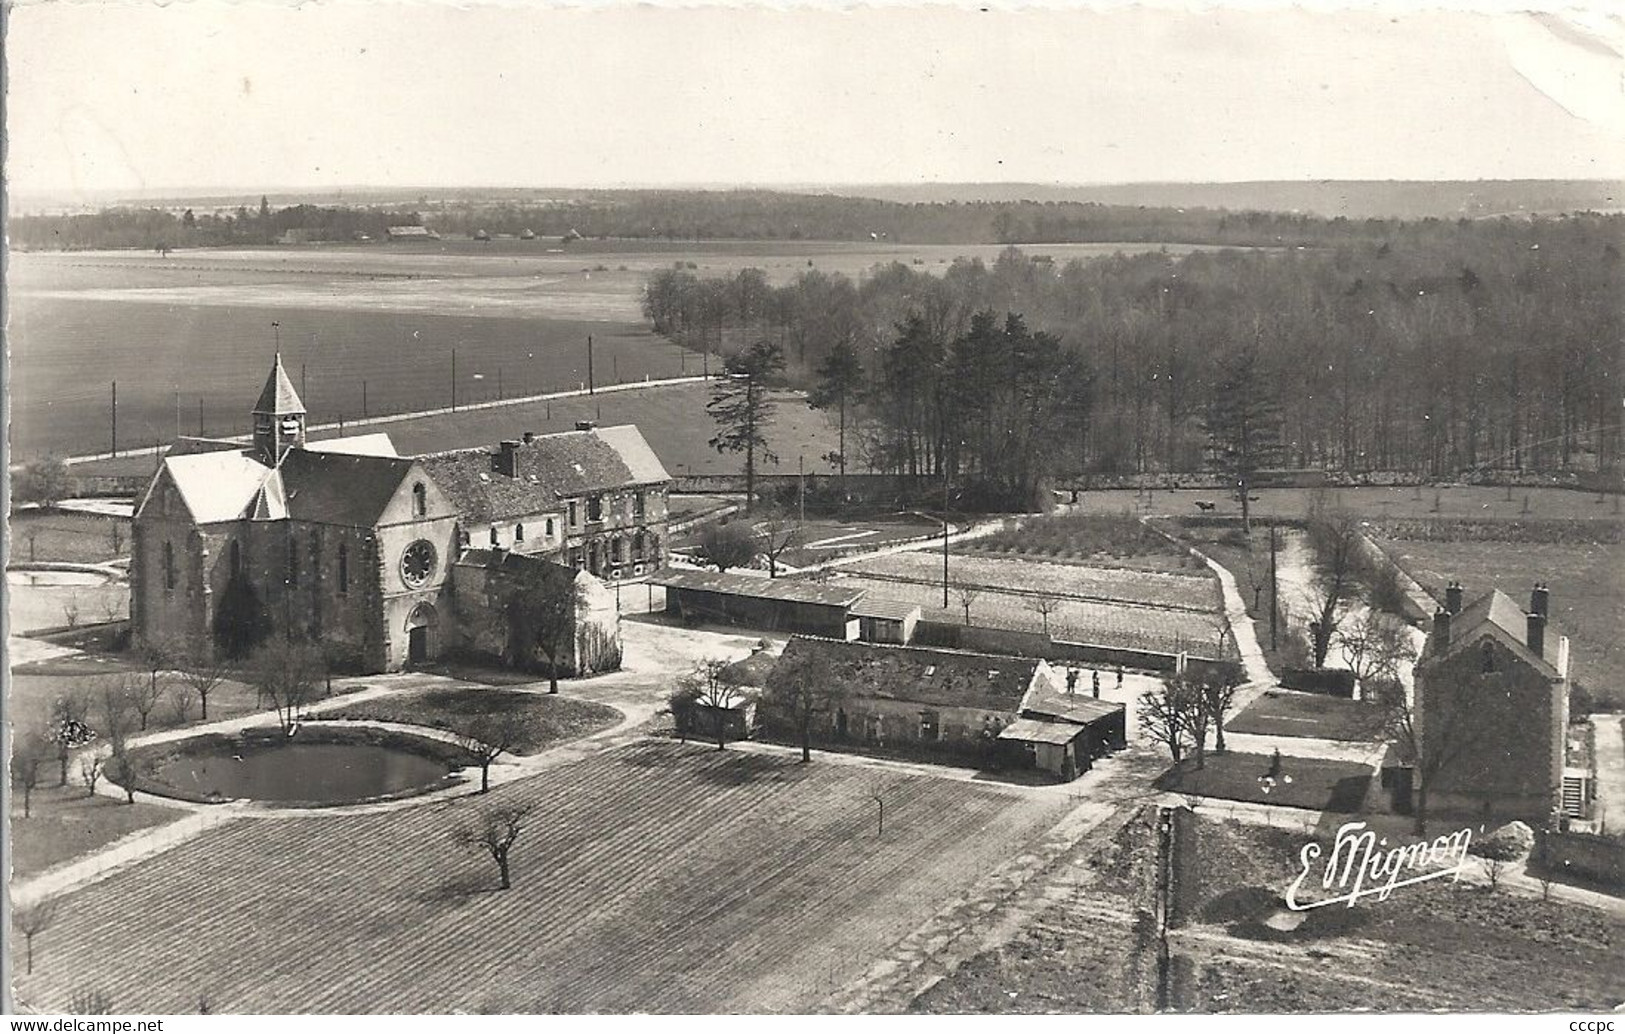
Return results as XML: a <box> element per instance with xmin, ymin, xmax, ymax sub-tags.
<box><xmin>821</xmin><ymin>180</ymin><xmax>1624</xmax><ymax>220</ymax></box>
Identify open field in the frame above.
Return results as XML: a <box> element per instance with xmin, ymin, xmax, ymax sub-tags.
<box><xmin>1375</xmin><ymin>537</ymin><xmax>1625</xmax><ymax>706</ymax></box>
<box><xmin>10</xmin><ymin>738</ymin><xmax>1071</xmax><ymax>1014</ymax></box>
<box><xmin>316</xmin><ymin>688</ymin><xmax>621</xmax><ymax>755</ymax></box>
<box><xmin>1068</xmin><ymin>485</ymin><xmax>1625</xmax><ymax>524</ymax></box>
<box><xmin>831</xmin><ymin>573</ymin><xmax>1228</xmax><ymax>656</ymax></box>
<box><xmin>10</xmin><ymin>240</ymin><xmax>1199</xmax><ymax>460</ymax></box>
<box><xmin>1226</xmin><ymin>690</ymin><xmax>1383</xmax><ymax>742</ymax></box>
<box><xmin>964</xmin><ymin>510</ymin><xmax>1195</xmax><ymax>574</ymax></box>
<box><xmin>1154</xmin><ymin>752</ymin><xmax>1373</xmax><ymax>812</ymax></box>
<box><xmin>8</xmin><ymin>511</ymin><xmax>128</xmax><ymax>565</ymax></box>
<box><xmin>842</xmin><ymin>551</ymin><xmax>1219</xmax><ymax>612</ymax></box>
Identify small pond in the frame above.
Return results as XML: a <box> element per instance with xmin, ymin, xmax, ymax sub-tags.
<box><xmin>8</xmin><ymin>569</ymin><xmax>115</xmax><ymax>586</ymax></box>
<box><xmin>144</xmin><ymin>733</ymin><xmax>465</xmax><ymax>805</ymax></box>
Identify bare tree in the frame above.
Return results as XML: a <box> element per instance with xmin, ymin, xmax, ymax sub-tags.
<box><xmin>1197</xmin><ymin>661</ymin><xmax>1247</xmax><ymax>754</ymax></box>
<box><xmin>247</xmin><ymin>638</ymin><xmax>323</xmax><ymax>732</ymax></box>
<box><xmin>955</xmin><ymin>582</ymin><xmax>981</xmax><ymax>625</ymax></box>
<box><xmin>755</xmin><ymin>505</ymin><xmax>803</xmax><ymax>579</ymax></box>
<box><xmin>1180</xmin><ymin>673</ymin><xmax>1213</xmax><ymax>768</ymax></box>
<box><xmin>99</xmin><ymin>594</ymin><xmax>123</xmax><ymax>626</ymax></box>
<box><xmin>1026</xmin><ymin>596</ymin><xmax>1060</xmax><ymax>637</ymax></box>
<box><xmin>1336</xmin><ymin>611</ymin><xmax>1417</xmax><ymax>696</ymax></box>
<box><xmin>14</xmin><ymin>901</ymin><xmax>59</xmax><ymax>975</ymax></box>
<box><xmin>501</xmin><ymin>562</ymin><xmax>587</xmax><ymax>694</ymax></box>
<box><xmin>168</xmin><ymin>686</ymin><xmax>197</xmax><ymax>725</ymax></box>
<box><xmin>1303</xmin><ymin>510</ymin><xmax>1366</xmax><ymax>668</ymax></box>
<box><xmin>763</xmin><ymin>648</ymin><xmax>840</xmax><ymax>762</ymax></box>
<box><xmin>1139</xmin><ymin>677</ymin><xmax>1198</xmax><ymax>763</ymax></box>
<box><xmin>176</xmin><ymin>634</ymin><xmax>234</xmax><ymax>721</ymax></box>
<box><xmin>454</xmin><ymin>711</ymin><xmax>524</xmax><ymax>794</ymax></box>
<box><xmin>454</xmin><ymin>803</ymin><xmax>535</xmax><ymax>891</ymax></box>
<box><xmin>697</xmin><ymin>520</ymin><xmax>757</xmax><ymax>574</ymax></box>
<box><xmin>124</xmin><ymin>669</ymin><xmax>164</xmax><ymax>732</ymax></box>
<box><xmin>78</xmin><ymin>755</ymin><xmax>105</xmax><ymax>797</ymax></box>
<box><xmin>10</xmin><ymin>734</ymin><xmax>47</xmax><ymax>818</ymax></box>
<box><xmin>676</xmin><ymin>658</ymin><xmax>743</xmax><ymax>751</ymax></box>
<box><xmin>135</xmin><ymin>632</ymin><xmax>184</xmax><ymax>715</ymax></box>
<box><xmin>62</xmin><ymin>594</ymin><xmax>81</xmax><ymax>630</ymax></box>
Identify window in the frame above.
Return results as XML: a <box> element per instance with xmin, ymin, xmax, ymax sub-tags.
<box><xmin>634</xmin><ymin>531</ymin><xmax>645</xmax><ymax>559</ymax></box>
<box><xmin>337</xmin><ymin>543</ymin><xmax>349</xmax><ymax>595</ymax></box>
<box><xmin>515</xmin><ymin>523</ymin><xmax>525</xmax><ymax>542</ymax></box>
<box><xmin>412</xmin><ymin>482</ymin><xmax>428</xmax><ymax>518</ymax></box>
<box><xmin>546</xmin><ymin>518</ymin><xmax>555</xmax><ymax>538</ymax></box>
<box><xmin>229</xmin><ymin>540</ymin><xmax>242</xmax><ymax>577</ymax></box>
<box><xmin>1481</xmin><ymin>640</ymin><xmax>1497</xmax><ymax>674</ymax></box>
<box><xmin>587</xmin><ymin>495</ymin><xmax>603</xmax><ymax>522</ymax></box>
<box><xmin>286</xmin><ymin>538</ymin><xmax>298</xmax><ymax>588</ymax></box>
<box><xmin>569</xmin><ymin>501</ymin><xmax>579</xmax><ymax>528</ymax></box>
<box><xmin>919</xmin><ymin>710</ymin><xmax>940</xmax><ymax>741</ymax></box>
<box><xmin>490</xmin><ymin>526</ymin><xmax>500</xmax><ymax>547</ymax></box>
<box><xmin>163</xmin><ymin>541</ymin><xmax>176</xmax><ymax>591</ymax></box>
<box><xmin>635</xmin><ymin>491</ymin><xmax>647</xmax><ymax>519</ymax></box>
<box><xmin>310</xmin><ymin>533</ymin><xmax>321</xmax><ymax>581</ymax></box>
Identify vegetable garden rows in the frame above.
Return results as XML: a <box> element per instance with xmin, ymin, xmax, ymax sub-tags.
<box><xmin>842</xmin><ymin>552</ymin><xmax>1221</xmax><ymax>612</ymax></box>
<box><xmin>14</xmin><ymin>740</ymin><xmax>1067</xmax><ymax>1014</ymax></box>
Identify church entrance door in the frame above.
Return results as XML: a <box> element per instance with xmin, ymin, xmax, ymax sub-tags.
<box><xmin>408</xmin><ymin>626</ymin><xmax>428</xmax><ymax>665</ymax></box>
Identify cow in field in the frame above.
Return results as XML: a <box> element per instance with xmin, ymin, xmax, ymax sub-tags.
<box><xmin>1194</xmin><ymin>500</ymin><xmax>1217</xmax><ymax>512</ymax></box>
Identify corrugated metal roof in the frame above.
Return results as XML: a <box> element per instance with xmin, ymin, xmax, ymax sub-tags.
<box><xmin>252</xmin><ymin>354</ymin><xmax>306</xmax><ymax>415</ymax></box>
<box><xmin>306</xmin><ymin>433</ymin><xmax>399</xmax><ymax>458</ymax></box>
<box><xmin>654</xmin><ymin>569</ymin><xmax>866</xmax><ymax>607</ymax></box>
<box><xmin>768</xmin><ymin>636</ymin><xmax>1040</xmax><ymax>711</ymax></box>
<box><xmin>998</xmin><ymin>718</ymin><xmax>1087</xmax><ymax>746</ymax></box>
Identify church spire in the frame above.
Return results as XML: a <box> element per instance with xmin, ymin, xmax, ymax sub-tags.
<box><xmin>252</xmin><ymin>353</ymin><xmax>307</xmax><ymax>464</ymax></box>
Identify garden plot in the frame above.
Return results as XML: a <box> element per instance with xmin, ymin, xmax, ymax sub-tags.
<box><xmin>845</xmin><ymin>552</ymin><xmax>1220</xmax><ymax>612</ymax></box>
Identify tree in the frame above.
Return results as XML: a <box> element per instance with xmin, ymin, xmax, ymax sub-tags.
<box><xmin>62</xmin><ymin>594</ymin><xmax>81</xmax><ymax>629</ymax></box>
<box><xmin>1336</xmin><ymin>611</ymin><xmax>1416</xmax><ymax>693</ymax></box>
<box><xmin>763</xmin><ymin>647</ymin><xmax>841</xmax><ymax>763</ymax></box>
<box><xmin>708</xmin><ymin>340</ymin><xmax>785</xmax><ymax>513</ymax></box>
<box><xmin>16</xmin><ymin>456</ymin><xmax>72</xmax><ymax>510</ymax></box>
<box><xmin>955</xmin><ymin>582</ymin><xmax>981</xmax><ymax>625</ymax></box>
<box><xmin>808</xmin><ymin>341</ymin><xmax>865</xmax><ymax>497</ymax></box>
<box><xmin>79</xmin><ymin>755</ymin><xmax>105</xmax><ymax>797</ymax></box>
<box><xmin>123</xmin><ymin>669</ymin><xmax>165</xmax><ymax>733</ymax></box>
<box><xmin>135</xmin><ymin>633</ymin><xmax>184</xmax><ymax>723</ymax></box>
<box><xmin>10</xmin><ymin>733</ymin><xmax>47</xmax><ymax>818</ymax></box>
<box><xmin>1303</xmin><ymin>508</ymin><xmax>1367</xmax><ymax>668</ymax></box>
<box><xmin>676</xmin><ymin>659</ymin><xmax>740</xmax><ymax>751</ymax></box>
<box><xmin>247</xmin><ymin>637</ymin><xmax>323</xmax><ymax>732</ymax></box>
<box><xmin>1026</xmin><ymin>596</ymin><xmax>1060</xmax><ymax>637</ymax></box>
<box><xmin>1197</xmin><ymin>661</ymin><xmax>1247</xmax><ymax>754</ymax></box>
<box><xmin>1139</xmin><ymin>676</ymin><xmax>1199</xmax><ymax>763</ymax></box>
<box><xmin>1202</xmin><ymin>340</ymin><xmax>1283</xmax><ymax>535</ymax></box>
<box><xmin>454</xmin><ymin>711</ymin><xmax>524</xmax><ymax>793</ymax></box>
<box><xmin>106</xmin><ymin>518</ymin><xmax>127</xmax><ymax>557</ymax></box>
<box><xmin>47</xmin><ymin>691</ymin><xmax>96</xmax><ymax>786</ymax></box>
<box><xmin>697</xmin><ymin>520</ymin><xmax>756</xmax><ymax>574</ymax></box>
<box><xmin>176</xmin><ymin>635</ymin><xmax>234</xmax><ymax>721</ymax></box>
<box><xmin>454</xmin><ymin>803</ymin><xmax>535</xmax><ymax>891</ymax></box>
<box><xmin>1374</xmin><ymin>666</ymin><xmax>1479</xmax><ymax>836</ymax></box>
<box><xmin>14</xmin><ymin>901</ymin><xmax>59</xmax><ymax>975</ymax></box>
<box><xmin>754</xmin><ymin>505</ymin><xmax>802</xmax><ymax>579</ymax></box>
<box><xmin>500</xmin><ymin>563</ymin><xmax>585</xmax><ymax>694</ymax></box>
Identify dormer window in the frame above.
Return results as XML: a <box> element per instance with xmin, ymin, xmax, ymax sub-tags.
<box><xmin>412</xmin><ymin>482</ymin><xmax>428</xmax><ymax>518</ymax></box>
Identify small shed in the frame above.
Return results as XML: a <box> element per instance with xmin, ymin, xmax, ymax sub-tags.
<box><xmin>1016</xmin><ymin>682</ymin><xmax>1128</xmax><ymax>776</ymax></box>
<box><xmin>998</xmin><ymin>718</ymin><xmax>1090</xmax><ymax>780</ymax></box>
<box><xmin>654</xmin><ymin>570</ymin><xmax>865</xmax><ymax>639</ymax></box>
<box><xmin>853</xmin><ymin>597</ymin><xmax>921</xmax><ymax>645</ymax></box>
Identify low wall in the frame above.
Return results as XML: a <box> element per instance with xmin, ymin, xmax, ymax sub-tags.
<box><xmin>1536</xmin><ymin>829</ymin><xmax>1625</xmax><ymax>890</ymax></box>
<box><xmin>1280</xmin><ymin>667</ymin><xmax>1357</xmax><ymax>698</ymax></box>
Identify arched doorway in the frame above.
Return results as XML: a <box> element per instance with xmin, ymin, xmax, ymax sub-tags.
<box><xmin>405</xmin><ymin>602</ymin><xmax>439</xmax><ymax>666</ymax></box>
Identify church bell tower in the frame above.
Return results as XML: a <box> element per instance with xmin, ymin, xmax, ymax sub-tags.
<box><xmin>252</xmin><ymin>353</ymin><xmax>307</xmax><ymax>465</ymax></box>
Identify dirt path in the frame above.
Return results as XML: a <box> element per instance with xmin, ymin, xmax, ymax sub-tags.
<box><xmin>1588</xmin><ymin>713</ymin><xmax>1625</xmax><ymax>837</ymax></box>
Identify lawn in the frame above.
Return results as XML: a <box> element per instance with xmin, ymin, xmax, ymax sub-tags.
<box><xmin>963</xmin><ymin>510</ymin><xmax>1193</xmax><ymax>574</ymax></box>
<box><xmin>1226</xmin><ymin>690</ymin><xmax>1383</xmax><ymax>742</ymax></box>
<box><xmin>8</xmin><ymin>510</ymin><xmax>129</xmax><ymax>565</ymax></box>
<box><xmin>1154</xmin><ymin>752</ymin><xmax>1373</xmax><ymax>813</ymax></box>
<box><xmin>316</xmin><ymin>688</ymin><xmax>622</xmax><ymax>754</ymax></box>
<box><xmin>1376</xmin><ymin>536</ymin><xmax>1625</xmax><ymax>709</ymax></box>
<box><xmin>8</xmin><ymin>669</ymin><xmax>279</xmax><ymax>743</ymax></box>
<box><xmin>10</xmin><ymin>739</ymin><xmax>1070</xmax><ymax>1014</ymax></box>
<box><xmin>9</xmin><ymin>786</ymin><xmax>186</xmax><ymax>878</ymax></box>
<box><xmin>1065</xmin><ymin>485</ymin><xmax>1625</xmax><ymax>524</ymax></box>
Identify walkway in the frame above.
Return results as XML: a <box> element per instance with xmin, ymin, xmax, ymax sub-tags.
<box><xmin>1590</xmin><ymin>713</ymin><xmax>1625</xmax><ymax>837</ymax></box>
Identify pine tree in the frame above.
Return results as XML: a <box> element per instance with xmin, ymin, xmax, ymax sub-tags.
<box><xmin>708</xmin><ymin>340</ymin><xmax>785</xmax><ymax>512</ymax></box>
<box><xmin>807</xmin><ymin>341</ymin><xmax>865</xmax><ymax>499</ymax></box>
<box><xmin>1203</xmin><ymin>340</ymin><xmax>1283</xmax><ymax>534</ymax></box>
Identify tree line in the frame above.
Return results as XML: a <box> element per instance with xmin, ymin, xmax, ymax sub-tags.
<box><xmin>650</xmin><ymin>214</ymin><xmax>1623</xmax><ymax>503</ymax></box>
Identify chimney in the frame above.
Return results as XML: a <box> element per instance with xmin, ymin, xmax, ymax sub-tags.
<box><xmin>1530</xmin><ymin>583</ymin><xmax>1549</xmax><ymax>618</ymax></box>
<box><xmin>1526</xmin><ymin>611</ymin><xmax>1546</xmax><ymax>658</ymax></box>
<box><xmin>575</xmin><ymin>420</ymin><xmax>596</xmax><ymax>432</ymax></box>
<box><xmin>496</xmin><ymin>440</ymin><xmax>521</xmax><ymax>478</ymax></box>
<box><xmin>522</xmin><ymin>431</ymin><xmax>536</xmax><ymax>444</ymax></box>
<box><xmin>1445</xmin><ymin>581</ymin><xmax>1463</xmax><ymax>615</ymax></box>
<box><xmin>1556</xmin><ymin>636</ymin><xmax>1571</xmax><ymax>679</ymax></box>
<box><xmin>1432</xmin><ymin>607</ymin><xmax>1451</xmax><ymax>647</ymax></box>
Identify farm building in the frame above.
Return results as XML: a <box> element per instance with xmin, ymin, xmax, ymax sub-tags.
<box><xmin>1411</xmin><ymin>582</ymin><xmax>1573</xmax><ymax>826</ymax></box>
<box><xmin>386</xmin><ymin>225</ymin><xmax>439</xmax><ymax>240</ymax></box>
<box><xmin>129</xmin><ymin>355</ymin><xmax>653</xmax><ymax>673</ymax></box>
<box><xmin>760</xmin><ymin>636</ymin><xmax>1124</xmax><ymax>780</ymax></box>
<box><xmin>654</xmin><ymin>570</ymin><xmax>865</xmax><ymax>639</ymax></box>
<box><xmin>852</xmin><ymin>597</ymin><xmax>921</xmax><ymax>645</ymax></box>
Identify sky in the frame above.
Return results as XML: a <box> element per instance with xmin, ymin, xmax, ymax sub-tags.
<box><xmin>6</xmin><ymin>1</ymin><xmax>1623</xmax><ymax>199</ymax></box>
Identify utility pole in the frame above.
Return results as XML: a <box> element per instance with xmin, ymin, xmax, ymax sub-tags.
<box><xmin>613</xmin><ymin>354</ymin><xmax>618</xmax><ymax>384</ymax></box>
<box><xmin>300</xmin><ymin>363</ymin><xmax>307</xmax><ymax>400</ymax></box>
<box><xmin>942</xmin><ymin>470</ymin><xmax>951</xmax><ymax>609</ymax></box>
<box><xmin>1269</xmin><ymin>524</ymin><xmax>1279</xmax><ymax>651</ymax></box>
<box><xmin>498</xmin><ymin>366</ymin><xmax>503</xmax><ymax>400</ymax></box>
<box><xmin>174</xmin><ymin>389</ymin><xmax>180</xmax><ymax>439</ymax></box>
<box><xmin>362</xmin><ymin>380</ymin><xmax>368</xmax><ymax>419</ymax></box>
<box><xmin>451</xmin><ymin>349</ymin><xmax>457</xmax><ymax>412</ymax></box>
<box><xmin>587</xmin><ymin>334</ymin><xmax>595</xmax><ymax>394</ymax></box>
<box><xmin>198</xmin><ymin>399</ymin><xmax>204</xmax><ymax>436</ymax></box>
<box><xmin>110</xmin><ymin>381</ymin><xmax>118</xmax><ymax>457</ymax></box>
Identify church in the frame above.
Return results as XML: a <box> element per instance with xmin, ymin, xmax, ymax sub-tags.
<box><xmin>130</xmin><ymin>356</ymin><xmax>671</xmax><ymax>674</ymax></box>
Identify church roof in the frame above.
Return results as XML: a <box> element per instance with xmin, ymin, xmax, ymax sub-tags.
<box><xmin>253</xmin><ymin>354</ymin><xmax>306</xmax><ymax>415</ymax></box>
<box><xmin>160</xmin><ymin>450</ymin><xmax>279</xmax><ymax>524</ymax></box>
<box><xmin>278</xmin><ymin>450</ymin><xmax>417</xmax><ymax>526</ymax></box>
<box><xmin>305</xmin><ymin>433</ymin><xmax>399</xmax><ymax>458</ymax></box>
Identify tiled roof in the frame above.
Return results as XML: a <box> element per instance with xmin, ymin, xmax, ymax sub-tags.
<box><xmin>998</xmin><ymin>718</ymin><xmax>1087</xmax><ymax>746</ymax></box>
<box><xmin>453</xmin><ymin>548</ymin><xmax>566</xmax><ymax>577</ymax></box>
<box><xmin>418</xmin><ymin>451</ymin><xmax>556</xmax><ymax>522</ymax></box>
<box><xmin>767</xmin><ymin>637</ymin><xmax>1040</xmax><ymax>712</ymax></box>
<box><xmin>654</xmin><ymin>569</ymin><xmax>866</xmax><ymax>608</ymax></box>
<box><xmin>720</xmin><ymin>648</ymin><xmax>780</xmax><ymax>687</ymax></box>
<box><xmin>278</xmin><ymin>450</ymin><xmax>415</xmax><ymax>526</ymax></box>
<box><xmin>305</xmin><ymin>433</ymin><xmax>399</xmax><ymax>458</ymax></box>
<box><xmin>1430</xmin><ymin>588</ymin><xmax>1562</xmax><ymax>678</ymax></box>
<box><xmin>252</xmin><ymin>354</ymin><xmax>306</xmax><ymax>415</ymax></box>
<box><xmin>511</xmin><ymin>430</ymin><xmax>636</xmax><ymax>496</ymax></box>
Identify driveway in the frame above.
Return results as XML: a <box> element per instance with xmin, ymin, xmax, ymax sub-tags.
<box><xmin>1590</xmin><ymin>713</ymin><xmax>1625</xmax><ymax>836</ymax></box>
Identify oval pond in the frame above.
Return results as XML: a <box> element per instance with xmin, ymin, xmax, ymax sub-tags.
<box><xmin>148</xmin><ymin>739</ymin><xmax>460</xmax><ymax>804</ymax></box>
